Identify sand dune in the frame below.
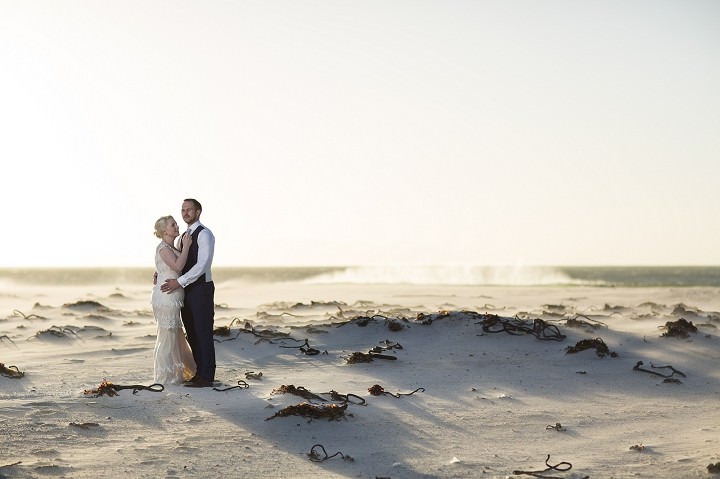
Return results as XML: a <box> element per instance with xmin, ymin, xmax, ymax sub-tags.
<box><xmin>1</xmin><ymin>283</ymin><xmax>719</xmax><ymax>478</ymax></box>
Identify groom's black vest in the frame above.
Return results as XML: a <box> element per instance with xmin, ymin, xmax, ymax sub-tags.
<box><xmin>182</xmin><ymin>225</ymin><xmax>206</xmax><ymax>284</ymax></box>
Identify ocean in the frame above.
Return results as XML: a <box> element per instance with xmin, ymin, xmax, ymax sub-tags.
<box><xmin>1</xmin><ymin>265</ymin><xmax>719</xmax><ymax>287</ymax></box>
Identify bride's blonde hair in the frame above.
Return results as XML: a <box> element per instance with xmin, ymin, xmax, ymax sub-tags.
<box><xmin>153</xmin><ymin>216</ymin><xmax>172</xmax><ymax>239</ymax></box>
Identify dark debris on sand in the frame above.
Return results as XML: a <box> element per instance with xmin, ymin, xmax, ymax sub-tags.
<box><xmin>661</xmin><ymin>318</ymin><xmax>698</xmax><ymax>338</ymax></box>
<box><xmin>565</xmin><ymin>338</ymin><xmax>618</xmax><ymax>357</ymax></box>
<box><xmin>266</xmin><ymin>402</ymin><xmax>348</xmax><ymax>421</ymax></box>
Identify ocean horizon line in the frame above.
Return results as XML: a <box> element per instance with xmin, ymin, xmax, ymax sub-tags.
<box><xmin>2</xmin><ymin>263</ymin><xmax>719</xmax><ymax>270</ymax></box>
<box><xmin>2</xmin><ymin>265</ymin><xmax>720</xmax><ymax>288</ymax></box>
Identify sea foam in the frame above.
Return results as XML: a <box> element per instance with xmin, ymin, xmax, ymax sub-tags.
<box><xmin>303</xmin><ymin>265</ymin><xmax>583</xmax><ymax>286</ymax></box>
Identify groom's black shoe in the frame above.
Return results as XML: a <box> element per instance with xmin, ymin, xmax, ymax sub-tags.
<box><xmin>184</xmin><ymin>377</ymin><xmax>213</xmax><ymax>388</ymax></box>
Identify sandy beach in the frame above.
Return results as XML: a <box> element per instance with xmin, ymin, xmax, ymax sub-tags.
<box><xmin>1</xmin><ymin>278</ymin><xmax>719</xmax><ymax>478</ymax></box>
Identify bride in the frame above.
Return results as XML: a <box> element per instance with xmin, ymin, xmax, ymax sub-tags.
<box><xmin>151</xmin><ymin>215</ymin><xmax>197</xmax><ymax>384</ymax></box>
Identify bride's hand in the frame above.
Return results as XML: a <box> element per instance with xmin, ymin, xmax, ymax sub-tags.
<box><xmin>181</xmin><ymin>232</ymin><xmax>193</xmax><ymax>249</ymax></box>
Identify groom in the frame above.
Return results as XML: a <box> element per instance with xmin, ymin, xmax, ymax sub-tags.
<box><xmin>161</xmin><ymin>198</ymin><xmax>216</xmax><ymax>387</ymax></box>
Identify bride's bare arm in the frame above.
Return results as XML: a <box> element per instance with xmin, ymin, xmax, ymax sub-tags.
<box><xmin>159</xmin><ymin>235</ymin><xmax>192</xmax><ymax>273</ymax></box>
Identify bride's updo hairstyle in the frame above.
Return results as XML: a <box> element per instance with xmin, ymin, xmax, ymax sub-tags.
<box><xmin>154</xmin><ymin>216</ymin><xmax>172</xmax><ymax>239</ymax></box>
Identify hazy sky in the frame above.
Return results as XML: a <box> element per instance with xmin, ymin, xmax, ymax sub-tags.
<box><xmin>2</xmin><ymin>1</ymin><xmax>718</xmax><ymax>267</ymax></box>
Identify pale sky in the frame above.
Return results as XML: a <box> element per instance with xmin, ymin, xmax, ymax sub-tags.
<box><xmin>1</xmin><ymin>1</ymin><xmax>718</xmax><ymax>268</ymax></box>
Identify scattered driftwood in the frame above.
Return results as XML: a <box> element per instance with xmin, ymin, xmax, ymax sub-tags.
<box><xmin>0</xmin><ymin>363</ymin><xmax>24</xmax><ymax>379</ymax></box>
<box><xmin>545</xmin><ymin>423</ymin><xmax>565</xmax><ymax>432</ymax></box>
<box><xmin>0</xmin><ymin>335</ymin><xmax>16</xmax><ymax>346</ymax></box>
<box><xmin>266</xmin><ymin>402</ymin><xmax>347</xmax><ymax>421</ymax></box>
<box><xmin>83</xmin><ymin>380</ymin><xmax>164</xmax><ymax>397</ymax></box>
<box><xmin>565</xmin><ymin>338</ymin><xmax>617</xmax><ymax>357</ymax></box>
<box><xmin>708</xmin><ymin>462</ymin><xmax>720</xmax><ymax>474</ymax></box>
<box><xmin>660</xmin><ymin>318</ymin><xmax>697</xmax><ymax>338</ymax></box>
<box><xmin>629</xmin><ymin>443</ymin><xmax>645</xmax><ymax>452</ymax></box>
<box><xmin>368</xmin><ymin>384</ymin><xmax>424</xmax><ymax>398</ymax></box>
<box><xmin>308</xmin><ymin>444</ymin><xmax>354</xmax><ymax>462</ymax></box>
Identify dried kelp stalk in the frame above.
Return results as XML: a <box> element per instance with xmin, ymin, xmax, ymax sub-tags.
<box><xmin>371</xmin><ymin>340</ymin><xmax>403</xmax><ymax>352</ymax></box>
<box><xmin>565</xmin><ymin>338</ymin><xmax>617</xmax><ymax>357</ymax></box>
<box><xmin>12</xmin><ymin>309</ymin><xmax>46</xmax><ymax>320</ymax></box>
<box><xmin>83</xmin><ymin>380</ymin><xmax>119</xmax><ymax>397</ymax></box>
<box><xmin>337</xmin><ymin>313</ymin><xmax>410</xmax><ymax>331</ymax></box>
<box><xmin>513</xmin><ymin>454</ymin><xmax>573</xmax><ymax>478</ymax></box>
<box><xmin>272</xmin><ymin>384</ymin><xmax>326</xmax><ymax>402</ymax></box>
<box><xmin>266</xmin><ymin>402</ymin><xmax>347</xmax><ymax>421</ymax></box>
<box><xmin>0</xmin><ymin>363</ymin><xmax>24</xmax><ymax>379</ymax></box>
<box><xmin>416</xmin><ymin>309</ymin><xmax>486</xmax><ymax>325</ymax></box>
<box><xmin>633</xmin><ymin>361</ymin><xmax>686</xmax><ymax>380</ymax></box>
<box><xmin>214</xmin><ymin>317</ymin><xmax>244</xmax><ymax>337</ymax></box>
<box><xmin>239</xmin><ymin>323</ymin><xmax>292</xmax><ymax>343</ymax></box>
<box><xmin>308</xmin><ymin>444</ymin><xmax>354</xmax><ymax>462</ymax></box>
<box><xmin>708</xmin><ymin>462</ymin><xmax>720</xmax><ymax>474</ymax></box>
<box><xmin>326</xmin><ymin>390</ymin><xmax>366</xmax><ymax>405</ymax></box>
<box><xmin>345</xmin><ymin>351</ymin><xmax>397</xmax><ymax>364</ymax></box>
<box><xmin>480</xmin><ymin>315</ymin><xmax>566</xmax><ymax>341</ymax></box>
<box><xmin>564</xmin><ymin>315</ymin><xmax>607</xmax><ymax>330</ymax></box>
<box><xmin>660</xmin><ymin>318</ymin><xmax>697</xmax><ymax>338</ymax></box>
<box><xmin>279</xmin><ymin>338</ymin><xmax>321</xmax><ymax>355</ymax></box>
<box><xmin>272</xmin><ymin>384</ymin><xmax>366</xmax><ymax>405</ymax></box>
<box><xmin>83</xmin><ymin>380</ymin><xmax>164</xmax><ymax>397</ymax></box>
<box><xmin>346</xmin><ymin>352</ymin><xmax>374</xmax><ymax>363</ymax></box>
<box><xmin>346</xmin><ymin>340</ymin><xmax>401</xmax><ymax>364</ymax></box>
<box><xmin>368</xmin><ymin>384</ymin><xmax>424</xmax><ymax>398</ymax></box>
<box><xmin>213</xmin><ymin>380</ymin><xmax>249</xmax><ymax>392</ymax></box>
<box><xmin>34</xmin><ymin>325</ymin><xmax>80</xmax><ymax>339</ymax></box>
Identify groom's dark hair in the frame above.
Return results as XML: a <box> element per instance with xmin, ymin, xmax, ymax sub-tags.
<box><xmin>185</xmin><ymin>198</ymin><xmax>202</xmax><ymax>211</ymax></box>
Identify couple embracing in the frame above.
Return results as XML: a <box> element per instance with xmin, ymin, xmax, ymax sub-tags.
<box><xmin>151</xmin><ymin>198</ymin><xmax>216</xmax><ymax>388</ymax></box>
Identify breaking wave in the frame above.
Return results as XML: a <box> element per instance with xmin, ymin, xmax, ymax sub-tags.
<box><xmin>303</xmin><ymin>265</ymin><xmax>588</xmax><ymax>286</ymax></box>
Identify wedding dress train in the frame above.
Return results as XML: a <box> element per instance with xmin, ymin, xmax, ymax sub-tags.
<box><xmin>151</xmin><ymin>242</ymin><xmax>196</xmax><ymax>385</ymax></box>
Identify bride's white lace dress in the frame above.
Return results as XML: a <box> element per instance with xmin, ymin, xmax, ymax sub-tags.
<box><xmin>151</xmin><ymin>242</ymin><xmax>196</xmax><ymax>385</ymax></box>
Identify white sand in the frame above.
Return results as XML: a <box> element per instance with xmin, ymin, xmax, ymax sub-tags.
<box><xmin>1</xmin><ymin>281</ymin><xmax>720</xmax><ymax>478</ymax></box>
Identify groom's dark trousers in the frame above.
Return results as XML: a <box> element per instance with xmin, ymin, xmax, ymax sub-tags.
<box><xmin>181</xmin><ymin>225</ymin><xmax>216</xmax><ymax>382</ymax></box>
<box><xmin>182</xmin><ymin>280</ymin><xmax>216</xmax><ymax>381</ymax></box>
